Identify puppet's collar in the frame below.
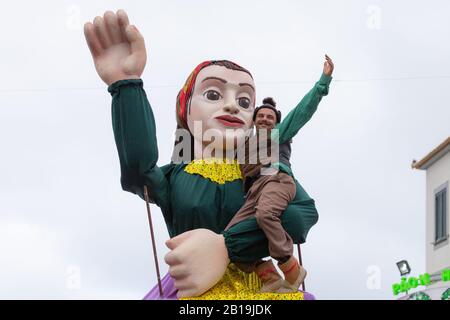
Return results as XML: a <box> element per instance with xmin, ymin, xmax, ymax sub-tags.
<box><xmin>184</xmin><ymin>158</ymin><xmax>242</xmax><ymax>184</ymax></box>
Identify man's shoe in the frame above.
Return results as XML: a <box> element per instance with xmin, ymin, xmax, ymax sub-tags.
<box><xmin>255</xmin><ymin>260</ymin><xmax>284</xmax><ymax>293</ymax></box>
<box><xmin>278</xmin><ymin>256</ymin><xmax>307</xmax><ymax>292</ymax></box>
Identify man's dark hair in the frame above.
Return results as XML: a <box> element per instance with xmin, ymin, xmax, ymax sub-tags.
<box><xmin>253</xmin><ymin>97</ymin><xmax>282</xmax><ymax>123</ymax></box>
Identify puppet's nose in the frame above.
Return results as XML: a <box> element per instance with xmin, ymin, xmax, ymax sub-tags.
<box><xmin>223</xmin><ymin>102</ymin><xmax>239</xmax><ymax>114</ymax></box>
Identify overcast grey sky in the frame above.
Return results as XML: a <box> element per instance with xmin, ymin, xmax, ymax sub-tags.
<box><xmin>1</xmin><ymin>0</ymin><xmax>449</xmax><ymax>299</ymax></box>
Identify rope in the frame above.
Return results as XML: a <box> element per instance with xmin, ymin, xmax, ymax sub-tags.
<box><xmin>143</xmin><ymin>185</ymin><xmax>163</xmax><ymax>297</ymax></box>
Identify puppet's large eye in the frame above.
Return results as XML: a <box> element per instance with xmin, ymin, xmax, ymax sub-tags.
<box><xmin>237</xmin><ymin>97</ymin><xmax>251</xmax><ymax>109</ymax></box>
<box><xmin>204</xmin><ymin>90</ymin><xmax>222</xmax><ymax>101</ymax></box>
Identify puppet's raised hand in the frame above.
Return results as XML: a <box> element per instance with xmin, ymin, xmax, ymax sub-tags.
<box><xmin>323</xmin><ymin>54</ymin><xmax>334</xmax><ymax>76</ymax></box>
<box><xmin>84</xmin><ymin>10</ymin><xmax>147</xmax><ymax>86</ymax></box>
<box><xmin>164</xmin><ymin>229</ymin><xmax>230</xmax><ymax>298</ymax></box>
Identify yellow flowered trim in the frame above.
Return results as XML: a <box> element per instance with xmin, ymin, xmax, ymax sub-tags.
<box><xmin>184</xmin><ymin>158</ymin><xmax>242</xmax><ymax>184</ymax></box>
<box><xmin>181</xmin><ymin>263</ymin><xmax>304</xmax><ymax>300</ymax></box>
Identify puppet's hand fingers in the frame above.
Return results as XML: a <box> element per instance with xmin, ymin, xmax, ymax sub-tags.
<box><xmin>104</xmin><ymin>10</ymin><xmax>123</xmax><ymax>44</ymax></box>
<box><xmin>84</xmin><ymin>10</ymin><xmax>147</xmax><ymax>85</ymax></box>
<box><xmin>165</xmin><ymin>229</ymin><xmax>230</xmax><ymax>298</ymax></box>
<box><xmin>84</xmin><ymin>22</ymin><xmax>103</xmax><ymax>59</ymax></box>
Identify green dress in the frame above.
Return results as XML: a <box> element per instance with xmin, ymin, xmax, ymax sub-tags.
<box><xmin>108</xmin><ymin>73</ymin><xmax>332</xmax><ymax>263</ymax></box>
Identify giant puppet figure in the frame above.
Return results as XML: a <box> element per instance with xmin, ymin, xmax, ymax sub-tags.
<box><xmin>84</xmin><ymin>10</ymin><xmax>333</xmax><ymax>299</ymax></box>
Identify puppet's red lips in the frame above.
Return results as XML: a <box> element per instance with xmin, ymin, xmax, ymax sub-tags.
<box><xmin>215</xmin><ymin>115</ymin><xmax>245</xmax><ymax>127</ymax></box>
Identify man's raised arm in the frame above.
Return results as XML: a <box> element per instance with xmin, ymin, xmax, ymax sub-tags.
<box><xmin>274</xmin><ymin>55</ymin><xmax>334</xmax><ymax>145</ymax></box>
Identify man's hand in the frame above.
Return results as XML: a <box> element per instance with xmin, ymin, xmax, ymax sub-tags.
<box><xmin>164</xmin><ymin>229</ymin><xmax>230</xmax><ymax>298</ymax></box>
<box><xmin>323</xmin><ymin>54</ymin><xmax>334</xmax><ymax>76</ymax></box>
<box><xmin>84</xmin><ymin>10</ymin><xmax>147</xmax><ymax>86</ymax></box>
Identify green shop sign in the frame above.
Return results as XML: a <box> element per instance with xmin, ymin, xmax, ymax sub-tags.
<box><xmin>392</xmin><ymin>269</ymin><xmax>450</xmax><ymax>296</ymax></box>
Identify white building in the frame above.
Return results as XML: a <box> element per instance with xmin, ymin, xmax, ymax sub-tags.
<box><xmin>408</xmin><ymin>136</ymin><xmax>450</xmax><ymax>300</ymax></box>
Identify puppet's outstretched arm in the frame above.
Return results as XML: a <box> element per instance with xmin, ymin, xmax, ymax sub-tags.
<box><xmin>85</xmin><ymin>11</ymin><xmax>171</xmax><ymax>225</ymax></box>
<box><xmin>109</xmin><ymin>80</ymin><xmax>171</xmax><ymax>217</ymax></box>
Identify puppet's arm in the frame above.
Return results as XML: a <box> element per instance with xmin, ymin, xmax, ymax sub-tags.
<box><xmin>85</xmin><ymin>11</ymin><xmax>171</xmax><ymax>223</ymax></box>
<box><xmin>109</xmin><ymin>80</ymin><xmax>171</xmax><ymax>218</ymax></box>
<box><xmin>273</xmin><ymin>55</ymin><xmax>334</xmax><ymax>145</ymax></box>
<box><xmin>164</xmin><ymin>179</ymin><xmax>318</xmax><ymax>298</ymax></box>
<box><xmin>222</xmin><ymin>179</ymin><xmax>318</xmax><ymax>262</ymax></box>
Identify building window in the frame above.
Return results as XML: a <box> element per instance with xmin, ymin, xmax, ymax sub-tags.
<box><xmin>435</xmin><ymin>187</ymin><xmax>447</xmax><ymax>244</ymax></box>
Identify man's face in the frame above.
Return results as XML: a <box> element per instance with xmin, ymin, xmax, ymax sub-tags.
<box><xmin>255</xmin><ymin>108</ymin><xmax>277</xmax><ymax>130</ymax></box>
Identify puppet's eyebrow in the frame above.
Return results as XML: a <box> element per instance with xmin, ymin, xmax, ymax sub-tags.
<box><xmin>201</xmin><ymin>76</ymin><xmax>227</xmax><ymax>83</ymax></box>
<box><xmin>239</xmin><ymin>82</ymin><xmax>255</xmax><ymax>92</ymax></box>
<box><xmin>201</xmin><ymin>77</ymin><xmax>255</xmax><ymax>92</ymax></box>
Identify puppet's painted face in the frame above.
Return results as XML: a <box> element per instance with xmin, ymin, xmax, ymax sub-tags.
<box><xmin>187</xmin><ymin>65</ymin><xmax>255</xmax><ymax>152</ymax></box>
